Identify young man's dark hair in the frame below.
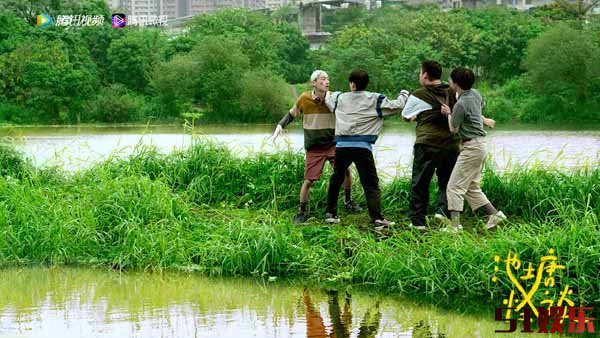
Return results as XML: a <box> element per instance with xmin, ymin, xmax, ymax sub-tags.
<box><xmin>348</xmin><ymin>69</ymin><xmax>369</xmax><ymax>91</ymax></box>
<box><xmin>421</xmin><ymin>60</ymin><xmax>442</xmax><ymax>80</ymax></box>
<box><xmin>450</xmin><ymin>67</ymin><xmax>475</xmax><ymax>90</ymax></box>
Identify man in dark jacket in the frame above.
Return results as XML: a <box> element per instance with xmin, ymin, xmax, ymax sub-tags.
<box><xmin>401</xmin><ymin>60</ymin><xmax>460</xmax><ymax>230</ymax></box>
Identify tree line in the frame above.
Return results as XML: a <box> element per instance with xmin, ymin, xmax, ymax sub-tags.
<box><xmin>0</xmin><ymin>0</ymin><xmax>599</xmax><ymax>124</ymax></box>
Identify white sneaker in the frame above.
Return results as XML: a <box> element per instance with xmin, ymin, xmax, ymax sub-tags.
<box><xmin>409</xmin><ymin>223</ymin><xmax>427</xmax><ymax>230</ymax></box>
<box><xmin>486</xmin><ymin>211</ymin><xmax>507</xmax><ymax>229</ymax></box>
<box><xmin>433</xmin><ymin>213</ymin><xmax>452</xmax><ymax>226</ymax></box>
<box><xmin>440</xmin><ymin>225</ymin><xmax>463</xmax><ymax>233</ymax></box>
<box><xmin>325</xmin><ymin>213</ymin><xmax>341</xmax><ymax>224</ymax></box>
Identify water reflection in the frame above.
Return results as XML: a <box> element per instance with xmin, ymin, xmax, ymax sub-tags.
<box><xmin>0</xmin><ymin>267</ymin><xmax>563</xmax><ymax>338</ymax></box>
<box><xmin>304</xmin><ymin>289</ymin><xmax>371</xmax><ymax>338</ymax></box>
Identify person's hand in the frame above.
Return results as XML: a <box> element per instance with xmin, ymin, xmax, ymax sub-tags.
<box><xmin>399</xmin><ymin>89</ymin><xmax>410</xmax><ymax>97</ymax></box>
<box><xmin>271</xmin><ymin>124</ymin><xmax>283</xmax><ymax>141</ymax></box>
<box><xmin>483</xmin><ymin>117</ymin><xmax>496</xmax><ymax>129</ymax></box>
<box><xmin>441</xmin><ymin>104</ymin><xmax>451</xmax><ymax>116</ymax></box>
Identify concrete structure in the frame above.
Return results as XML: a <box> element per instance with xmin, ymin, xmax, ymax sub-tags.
<box><xmin>299</xmin><ymin>0</ymin><xmax>366</xmax><ymax>48</ymax></box>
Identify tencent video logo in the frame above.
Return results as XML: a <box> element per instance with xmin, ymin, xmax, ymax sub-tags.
<box><xmin>112</xmin><ymin>13</ymin><xmax>126</xmax><ymax>28</ymax></box>
<box><xmin>36</xmin><ymin>13</ymin><xmax>53</xmax><ymax>28</ymax></box>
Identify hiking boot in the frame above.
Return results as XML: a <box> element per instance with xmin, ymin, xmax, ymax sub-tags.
<box><xmin>325</xmin><ymin>212</ymin><xmax>341</xmax><ymax>224</ymax></box>
<box><xmin>486</xmin><ymin>211</ymin><xmax>507</xmax><ymax>229</ymax></box>
<box><xmin>293</xmin><ymin>212</ymin><xmax>308</xmax><ymax>224</ymax></box>
<box><xmin>440</xmin><ymin>224</ymin><xmax>463</xmax><ymax>233</ymax></box>
<box><xmin>371</xmin><ymin>218</ymin><xmax>395</xmax><ymax>232</ymax></box>
<box><xmin>344</xmin><ymin>201</ymin><xmax>363</xmax><ymax>213</ymax></box>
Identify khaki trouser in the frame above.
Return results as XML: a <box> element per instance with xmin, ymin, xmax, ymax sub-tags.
<box><xmin>447</xmin><ymin>137</ymin><xmax>490</xmax><ymax>212</ymax></box>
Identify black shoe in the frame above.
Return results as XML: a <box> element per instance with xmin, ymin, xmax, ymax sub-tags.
<box><xmin>293</xmin><ymin>212</ymin><xmax>308</xmax><ymax>224</ymax></box>
<box><xmin>344</xmin><ymin>201</ymin><xmax>363</xmax><ymax>213</ymax></box>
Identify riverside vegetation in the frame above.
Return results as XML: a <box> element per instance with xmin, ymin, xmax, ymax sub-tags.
<box><xmin>1</xmin><ymin>1</ymin><xmax>600</xmax><ymax>124</ymax></box>
<box><xmin>0</xmin><ymin>140</ymin><xmax>597</xmax><ymax>309</ymax></box>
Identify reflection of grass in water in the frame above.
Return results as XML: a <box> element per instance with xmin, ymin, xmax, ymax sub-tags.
<box><xmin>0</xmin><ymin>141</ymin><xmax>597</xmax><ymax>315</ymax></box>
<box><xmin>0</xmin><ymin>267</ymin><xmax>515</xmax><ymax>338</ymax></box>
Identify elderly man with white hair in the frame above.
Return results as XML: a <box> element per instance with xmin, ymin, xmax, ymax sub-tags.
<box><xmin>272</xmin><ymin>70</ymin><xmax>360</xmax><ymax>224</ymax></box>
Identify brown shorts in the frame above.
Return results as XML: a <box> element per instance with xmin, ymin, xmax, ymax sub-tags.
<box><xmin>304</xmin><ymin>144</ymin><xmax>336</xmax><ymax>181</ymax></box>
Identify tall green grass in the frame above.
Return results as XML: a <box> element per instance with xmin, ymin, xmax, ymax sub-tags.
<box><xmin>96</xmin><ymin>140</ymin><xmax>599</xmax><ymax>219</ymax></box>
<box><xmin>0</xmin><ymin>141</ymin><xmax>597</xmax><ymax>307</ymax></box>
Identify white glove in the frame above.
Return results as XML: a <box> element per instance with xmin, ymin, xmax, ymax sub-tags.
<box><xmin>400</xmin><ymin>89</ymin><xmax>410</xmax><ymax>97</ymax></box>
<box><xmin>271</xmin><ymin>125</ymin><xmax>283</xmax><ymax>141</ymax></box>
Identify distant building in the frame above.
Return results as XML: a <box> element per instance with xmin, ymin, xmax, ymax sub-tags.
<box><xmin>106</xmin><ymin>0</ymin><xmax>267</xmax><ymax>19</ymax></box>
<box><xmin>265</xmin><ymin>0</ymin><xmax>292</xmax><ymax>10</ymax></box>
<box><xmin>385</xmin><ymin>0</ymin><xmax>554</xmax><ymax>10</ymax></box>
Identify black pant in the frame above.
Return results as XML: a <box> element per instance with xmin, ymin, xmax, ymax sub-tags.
<box><xmin>327</xmin><ymin>147</ymin><xmax>383</xmax><ymax>221</ymax></box>
<box><xmin>409</xmin><ymin>144</ymin><xmax>459</xmax><ymax>227</ymax></box>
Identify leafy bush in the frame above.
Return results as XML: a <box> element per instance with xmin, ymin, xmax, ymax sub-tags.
<box><xmin>239</xmin><ymin>69</ymin><xmax>294</xmax><ymax>122</ymax></box>
<box><xmin>84</xmin><ymin>84</ymin><xmax>147</xmax><ymax>122</ymax></box>
<box><xmin>0</xmin><ymin>142</ymin><xmax>30</xmax><ymax>178</ymax></box>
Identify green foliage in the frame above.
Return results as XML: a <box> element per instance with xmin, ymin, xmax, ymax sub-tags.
<box><xmin>0</xmin><ymin>100</ymin><xmax>37</xmax><ymax>124</ymax></box>
<box><xmin>106</xmin><ymin>29</ymin><xmax>165</xmax><ymax>92</ymax></box>
<box><xmin>0</xmin><ymin>5</ymin><xmax>598</xmax><ymax>124</ymax></box>
<box><xmin>478</xmin><ymin>78</ymin><xmax>529</xmax><ymax>122</ymax></box>
<box><xmin>322</xmin><ymin>6</ymin><xmax>368</xmax><ymax>32</ymax></box>
<box><xmin>239</xmin><ymin>69</ymin><xmax>294</xmax><ymax>122</ymax></box>
<box><xmin>0</xmin><ymin>141</ymin><xmax>597</xmax><ymax>306</ymax></box>
<box><xmin>186</xmin><ymin>9</ymin><xmax>310</xmax><ymax>84</ymax></box>
<box><xmin>0</xmin><ymin>143</ymin><xmax>30</xmax><ymax>178</ymax></box>
<box><xmin>457</xmin><ymin>7</ymin><xmax>546</xmax><ymax>83</ymax></box>
<box><xmin>0</xmin><ymin>11</ymin><xmax>32</xmax><ymax>54</ymax></box>
<box><xmin>0</xmin><ymin>38</ymin><xmax>98</xmax><ymax>123</ymax></box>
<box><xmin>84</xmin><ymin>84</ymin><xmax>147</xmax><ymax>123</ymax></box>
<box><xmin>523</xmin><ymin>24</ymin><xmax>600</xmax><ymax>122</ymax></box>
<box><xmin>149</xmin><ymin>54</ymin><xmax>201</xmax><ymax>118</ymax></box>
<box><xmin>191</xmin><ymin>36</ymin><xmax>250</xmax><ymax>120</ymax></box>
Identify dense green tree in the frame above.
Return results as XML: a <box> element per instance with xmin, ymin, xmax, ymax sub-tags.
<box><xmin>186</xmin><ymin>9</ymin><xmax>310</xmax><ymax>83</ymax></box>
<box><xmin>106</xmin><ymin>29</ymin><xmax>165</xmax><ymax>92</ymax></box>
<box><xmin>191</xmin><ymin>36</ymin><xmax>250</xmax><ymax>120</ymax></box>
<box><xmin>274</xmin><ymin>23</ymin><xmax>311</xmax><ymax>83</ymax></box>
<box><xmin>525</xmin><ymin>24</ymin><xmax>600</xmax><ymax>102</ymax></box>
<box><xmin>3</xmin><ymin>0</ymin><xmax>110</xmax><ymax>24</ymax></box>
<box><xmin>521</xmin><ymin>24</ymin><xmax>600</xmax><ymax>121</ymax></box>
<box><xmin>458</xmin><ymin>7</ymin><xmax>546</xmax><ymax>83</ymax></box>
<box><xmin>240</xmin><ymin>69</ymin><xmax>293</xmax><ymax>122</ymax></box>
<box><xmin>0</xmin><ymin>39</ymin><xmax>98</xmax><ymax>122</ymax></box>
<box><xmin>0</xmin><ymin>11</ymin><xmax>32</xmax><ymax>54</ymax></box>
<box><xmin>149</xmin><ymin>54</ymin><xmax>201</xmax><ymax>117</ymax></box>
<box><xmin>322</xmin><ymin>6</ymin><xmax>368</xmax><ymax>32</ymax></box>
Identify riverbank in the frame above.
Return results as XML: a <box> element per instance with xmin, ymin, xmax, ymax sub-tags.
<box><xmin>2</xmin><ymin>121</ymin><xmax>600</xmax><ymax>131</ymax></box>
<box><xmin>0</xmin><ymin>140</ymin><xmax>598</xmax><ymax>310</ymax></box>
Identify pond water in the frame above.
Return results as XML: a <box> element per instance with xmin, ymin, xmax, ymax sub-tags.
<box><xmin>1</xmin><ymin>125</ymin><xmax>598</xmax><ymax>177</ymax></box>
<box><xmin>0</xmin><ymin>267</ymin><xmax>562</xmax><ymax>338</ymax></box>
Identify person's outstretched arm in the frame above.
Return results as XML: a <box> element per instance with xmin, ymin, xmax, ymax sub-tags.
<box><xmin>482</xmin><ymin>116</ymin><xmax>495</xmax><ymax>128</ymax></box>
<box><xmin>376</xmin><ymin>90</ymin><xmax>410</xmax><ymax>117</ymax></box>
<box><xmin>272</xmin><ymin>101</ymin><xmax>301</xmax><ymax>140</ymax></box>
<box><xmin>325</xmin><ymin>91</ymin><xmax>342</xmax><ymax>114</ymax></box>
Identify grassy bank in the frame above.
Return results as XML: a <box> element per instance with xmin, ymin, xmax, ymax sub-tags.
<box><xmin>0</xmin><ymin>141</ymin><xmax>597</xmax><ymax>308</ymax></box>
